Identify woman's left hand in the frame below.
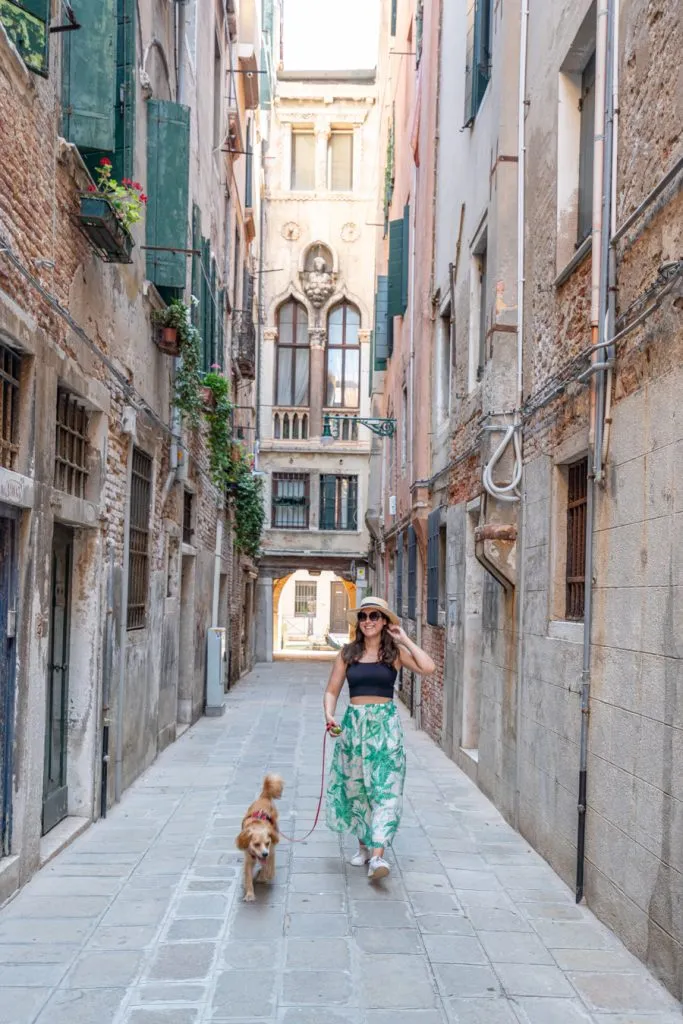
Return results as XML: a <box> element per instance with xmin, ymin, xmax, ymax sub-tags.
<box><xmin>387</xmin><ymin>624</ymin><xmax>410</xmax><ymax>647</ymax></box>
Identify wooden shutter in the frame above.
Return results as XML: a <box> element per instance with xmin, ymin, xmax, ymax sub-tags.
<box><xmin>200</xmin><ymin>237</ymin><xmax>211</xmax><ymax>371</ymax></box>
<box><xmin>426</xmin><ymin>509</ymin><xmax>440</xmax><ymax>626</ymax></box>
<box><xmin>401</xmin><ymin>202</ymin><xmax>410</xmax><ymax>313</ymax></box>
<box><xmin>390</xmin><ymin>0</ymin><xmax>397</xmax><ymax>35</ymax></box>
<box><xmin>374</xmin><ymin>276</ymin><xmax>390</xmax><ymax>370</ymax></box>
<box><xmin>1</xmin><ymin>0</ymin><xmax>50</xmax><ymax>75</ymax></box>
<box><xmin>62</xmin><ymin>0</ymin><xmax>117</xmax><ymax>154</ymax></box>
<box><xmin>145</xmin><ymin>100</ymin><xmax>191</xmax><ymax>289</ymax></box>
<box><xmin>216</xmin><ymin>287</ymin><xmax>225</xmax><ymax>372</ymax></box>
<box><xmin>209</xmin><ymin>257</ymin><xmax>217</xmax><ymax>367</ymax></box>
<box><xmin>113</xmin><ymin>0</ymin><xmax>136</xmax><ymax>180</ymax></box>
<box><xmin>463</xmin><ymin>0</ymin><xmax>475</xmax><ymax>124</ymax></box>
<box><xmin>387</xmin><ymin>217</ymin><xmax>404</xmax><ymax>319</ymax></box>
<box><xmin>396</xmin><ymin>530</ymin><xmax>403</xmax><ymax>614</ymax></box>
<box><xmin>348</xmin><ymin>477</ymin><xmax>358</xmax><ymax>531</ymax></box>
<box><xmin>577</xmin><ymin>53</ymin><xmax>596</xmax><ymax>246</ymax></box>
<box><xmin>319</xmin><ymin>475</ymin><xmax>337</xmax><ymax>530</ymax></box>
<box><xmin>191</xmin><ymin>204</ymin><xmax>201</xmax><ymax>315</ymax></box>
<box><xmin>407</xmin><ymin>525</ymin><xmax>417</xmax><ymax>620</ymax></box>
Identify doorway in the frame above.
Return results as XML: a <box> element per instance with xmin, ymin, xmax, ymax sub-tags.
<box><xmin>330</xmin><ymin>581</ymin><xmax>348</xmax><ymax>634</ymax></box>
<box><xmin>43</xmin><ymin>525</ymin><xmax>73</xmax><ymax>835</ymax></box>
<box><xmin>0</xmin><ymin>515</ymin><xmax>17</xmax><ymax>857</ymax></box>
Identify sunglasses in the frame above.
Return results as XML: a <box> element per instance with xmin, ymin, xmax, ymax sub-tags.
<box><xmin>357</xmin><ymin>611</ymin><xmax>384</xmax><ymax>623</ymax></box>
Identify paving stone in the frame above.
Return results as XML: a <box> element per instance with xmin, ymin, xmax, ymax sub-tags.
<box><xmin>175</xmin><ymin>894</ymin><xmax>229</xmax><ymax>918</ymax></box>
<box><xmin>354</xmin><ymin>927</ymin><xmax>425</xmax><ymax>954</ymax></box>
<box><xmin>0</xmin><ymin>917</ymin><xmax>94</xmax><ymax>945</ymax></box>
<box><xmin>409</xmin><ymin>893</ymin><xmax>462</xmax><ymax>916</ymax></box>
<box><xmin>286</xmin><ymin>912</ymin><xmax>349</xmax><ymax>937</ymax></box>
<box><xmin>0</xmin><ymin>987</ymin><xmax>49</xmax><ymax>1023</ymax></box>
<box><xmin>0</xmin><ymin>962</ymin><xmax>67</xmax><ymax>986</ymax></box>
<box><xmin>477</xmin><ymin>930</ymin><xmax>555</xmax><ymax>965</ymax></box>
<box><xmin>101</xmin><ymin>900</ymin><xmax>168</xmax><ymax>927</ymax></box>
<box><xmin>290</xmin><ymin>857</ymin><xmax>345</xmax><ymax>874</ymax></box>
<box><xmin>288</xmin><ymin>891</ymin><xmax>346</xmax><ymax>913</ymax></box>
<box><xmin>365</xmin><ymin>1014</ymin><xmax>446</xmax><ymax>1024</ymax></box>
<box><xmin>352</xmin><ymin>899</ymin><xmax>415</xmax><ymax>929</ymax></box>
<box><xmin>0</xmin><ymin>943</ymin><xmax>73</xmax><ymax>963</ymax></box>
<box><xmin>280</xmin><ymin>1009</ymin><xmax>356</xmax><ymax>1024</ymax></box>
<box><xmin>519</xmin><ymin>900</ymin><xmax>584</xmax><ymax>921</ymax></box>
<box><xmin>415</xmin><ymin>913</ymin><xmax>475</xmax><ymax>936</ymax></box>
<box><xmin>285</xmin><ymin>937</ymin><xmax>350</xmax><ymax>969</ymax></box>
<box><xmin>282</xmin><ymin>969</ymin><xmax>353</xmax><ymax>1005</ymax></box>
<box><xmin>147</xmin><ymin>942</ymin><xmax>216</xmax><ymax>981</ymax></box>
<box><xmin>222</xmin><ymin>939</ymin><xmax>280</xmax><ymax>969</ymax></box>
<box><xmin>88</xmin><ymin>926</ymin><xmax>158</xmax><ymax>950</ymax></box>
<box><xmin>289</xmin><ymin>872</ymin><xmax>346</xmax><ymax>893</ymax></box>
<box><xmin>134</xmin><ymin>983</ymin><xmax>205</xmax><ymax>1003</ymax></box>
<box><xmin>34</xmin><ymin>987</ymin><xmax>126</xmax><ymax>1024</ymax></box>
<box><xmin>551</xmin><ymin>947</ymin><xmax>642</xmax><ymax>973</ymax></box>
<box><xmin>360</xmin><ymin>953</ymin><xmax>437</xmax><ymax>1009</ymax></box>
<box><xmin>65</xmin><ymin>950</ymin><xmax>144</xmax><ymax>988</ymax></box>
<box><xmin>494</xmin><ymin>963</ymin><xmax>576</xmax><ymax>998</ymax></box>
<box><xmin>402</xmin><ymin>872</ymin><xmax>453</xmax><ymax>894</ymax></box>
<box><xmin>127</xmin><ymin>1012</ymin><xmax>199</xmax><ymax>1024</ymax></box>
<box><xmin>421</xmin><ymin>934</ymin><xmax>488</xmax><ymax>964</ymax></box>
<box><xmin>514</xmin><ymin>997</ymin><xmax>595</xmax><ymax>1023</ymax></box>
<box><xmin>441</xmin><ymin>998</ymin><xmax>520</xmax><ymax>1023</ymax></box>
<box><xmin>434</xmin><ymin>962</ymin><xmax>502</xmax><ymax>999</ymax></box>
<box><xmin>466</xmin><ymin>906</ymin><xmax>533</xmax><ymax>932</ymax></box>
<box><xmin>166</xmin><ymin>918</ymin><xmax>222</xmax><ymax>941</ymax></box>
<box><xmin>211</xmin><ymin>968</ymin><xmax>276</xmax><ymax>1018</ymax></box>
<box><xmin>568</xmin><ymin>972</ymin><xmax>680</xmax><ymax>1013</ymax></box>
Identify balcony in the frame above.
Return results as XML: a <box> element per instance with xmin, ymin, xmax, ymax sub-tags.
<box><xmin>273</xmin><ymin>409</ymin><xmax>309</xmax><ymax>440</ymax></box>
<box><xmin>233</xmin><ymin>310</ymin><xmax>256</xmax><ymax>379</ymax></box>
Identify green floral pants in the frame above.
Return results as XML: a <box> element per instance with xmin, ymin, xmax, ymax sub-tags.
<box><xmin>326</xmin><ymin>702</ymin><xmax>407</xmax><ymax>849</ymax></box>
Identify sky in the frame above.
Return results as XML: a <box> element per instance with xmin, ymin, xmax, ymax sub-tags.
<box><xmin>282</xmin><ymin>0</ymin><xmax>380</xmax><ymax>71</ymax></box>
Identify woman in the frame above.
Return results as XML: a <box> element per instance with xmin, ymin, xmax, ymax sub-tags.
<box><xmin>324</xmin><ymin>596</ymin><xmax>435</xmax><ymax>881</ymax></box>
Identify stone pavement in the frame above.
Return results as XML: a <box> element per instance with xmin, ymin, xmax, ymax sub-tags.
<box><xmin>0</xmin><ymin>662</ymin><xmax>680</xmax><ymax>1024</ymax></box>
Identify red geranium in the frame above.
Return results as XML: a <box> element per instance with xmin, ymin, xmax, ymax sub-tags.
<box><xmin>87</xmin><ymin>184</ymin><xmax>97</xmax><ymax>192</ymax></box>
<box><xmin>100</xmin><ymin>157</ymin><xmax>112</xmax><ymax>167</ymax></box>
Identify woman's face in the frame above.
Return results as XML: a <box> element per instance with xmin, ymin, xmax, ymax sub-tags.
<box><xmin>357</xmin><ymin>610</ymin><xmax>387</xmax><ymax>642</ymax></box>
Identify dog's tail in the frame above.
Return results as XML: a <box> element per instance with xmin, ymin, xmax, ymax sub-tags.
<box><xmin>260</xmin><ymin>773</ymin><xmax>284</xmax><ymax>800</ymax></box>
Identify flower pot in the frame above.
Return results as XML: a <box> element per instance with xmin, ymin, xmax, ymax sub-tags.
<box><xmin>78</xmin><ymin>195</ymin><xmax>134</xmax><ymax>264</ymax></box>
<box><xmin>200</xmin><ymin>386</ymin><xmax>216</xmax><ymax>409</ymax></box>
<box><xmin>155</xmin><ymin>326</ymin><xmax>181</xmax><ymax>356</ymax></box>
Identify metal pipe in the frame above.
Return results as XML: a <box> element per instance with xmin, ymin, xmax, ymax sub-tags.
<box><xmin>576</xmin><ymin>450</ymin><xmax>595</xmax><ymax>904</ymax></box>
<box><xmin>255</xmin><ymin>140</ymin><xmax>266</xmax><ymax>448</ymax></box>
<box><xmin>100</xmin><ymin>540</ymin><xmax>115</xmax><ymax>819</ymax></box>
<box><xmin>114</xmin><ymin>440</ymin><xmax>134</xmax><ymax>803</ymax></box>
<box><xmin>611</xmin><ymin>154</ymin><xmax>683</xmax><ymax>245</ymax></box>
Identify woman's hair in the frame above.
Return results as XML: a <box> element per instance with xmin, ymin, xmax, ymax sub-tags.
<box><xmin>342</xmin><ymin>617</ymin><xmax>399</xmax><ymax>667</ymax></box>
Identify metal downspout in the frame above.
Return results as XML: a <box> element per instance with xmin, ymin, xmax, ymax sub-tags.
<box><xmin>576</xmin><ymin>0</ymin><xmax>613</xmax><ymax>904</ymax></box>
<box><xmin>100</xmin><ymin>541</ymin><xmax>115</xmax><ymax>819</ymax></box>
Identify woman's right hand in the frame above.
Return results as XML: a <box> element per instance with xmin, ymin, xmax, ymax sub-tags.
<box><xmin>325</xmin><ymin>715</ymin><xmax>340</xmax><ymax>732</ymax></box>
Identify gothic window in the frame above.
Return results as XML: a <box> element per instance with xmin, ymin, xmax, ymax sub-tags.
<box><xmin>276</xmin><ymin>300</ymin><xmax>309</xmax><ymax>407</ymax></box>
<box><xmin>326</xmin><ymin>302</ymin><xmax>360</xmax><ymax>409</ymax></box>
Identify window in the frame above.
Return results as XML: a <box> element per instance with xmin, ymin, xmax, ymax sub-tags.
<box><xmin>272</xmin><ymin>473</ymin><xmax>310</xmax><ymax>529</ymax></box>
<box><xmin>577</xmin><ymin>53</ymin><xmax>596</xmax><ymax>246</ymax></box>
<box><xmin>0</xmin><ymin>343</ymin><xmax>21</xmax><ymax>470</ymax></box>
<box><xmin>54</xmin><ymin>390</ymin><xmax>90</xmax><ymax>498</ymax></box>
<box><xmin>439</xmin><ymin>526</ymin><xmax>447</xmax><ymax>612</ymax></box>
<box><xmin>183</xmin><ymin>490</ymin><xmax>193</xmax><ymax>545</ymax></box>
<box><xmin>276</xmin><ymin>301</ymin><xmax>309</xmax><ymax>407</ymax></box>
<box><xmin>127</xmin><ymin>448</ymin><xmax>152</xmax><ymax>630</ymax></box>
<box><xmin>1</xmin><ymin>0</ymin><xmax>50</xmax><ymax>75</ymax></box>
<box><xmin>565</xmin><ymin>458</ymin><xmax>588</xmax><ymax>620</ymax></box>
<box><xmin>436</xmin><ymin>305</ymin><xmax>452</xmax><ymax>423</ymax></box>
<box><xmin>469</xmin><ymin>229</ymin><xmax>487</xmax><ymax>390</ymax></box>
<box><xmin>320</xmin><ymin>475</ymin><xmax>358</xmax><ymax>531</ymax></box>
<box><xmin>291</xmin><ymin>130</ymin><xmax>315</xmax><ymax>190</ymax></box>
<box><xmin>326</xmin><ymin>303</ymin><xmax>360</xmax><ymax>408</ymax></box>
<box><xmin>464</xmin><ymin>0</ymin><xmax>493</xmax><ymax>123</ymax></box>
<box><xmin>295</xmin><ymin>581</ymin><xmax>317</xmax><ymax>617</ymax></box>
<box><xmin>328</xmin><ymin>130</ymin><xmax>353</xmax><ymax>191</ymax></box>
<box><xmin>427</xmin><ymin>511</ymin><xmax>440</xmax><ymax>626</ymax></box>
<box><xmin>407</xmin><ymin>525</ymin><xmax>417</xmax><ymax>620</ymax></box>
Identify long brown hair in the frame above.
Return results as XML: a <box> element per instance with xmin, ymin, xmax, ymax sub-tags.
<box><xmin>342</xmin><ymin>618</ymin><xmax>399</xmax><ymax>667</ymax></box>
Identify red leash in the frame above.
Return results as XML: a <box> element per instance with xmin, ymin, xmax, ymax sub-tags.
<box><xmin>278</xmin><ymin>725</ymin><xmax>338</xmax><ymax>844</ymax></box>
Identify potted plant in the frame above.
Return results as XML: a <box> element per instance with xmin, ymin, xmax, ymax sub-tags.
<box><xmin>233</xmin><ymin>470</ymin><xmax>265</xmax><ymax>559</ymax></box>
<box><xmin>202</xmin><ymin>367</ymin><xmax>233</xmax><ymax>488</ymax></box>
<box><xmin>78</xmin><ymin>158</ymin><xmax>147</xmax><ymax>263</ymax></box>
<box><xmin>151</xmin><ymin>298</ymin><xmax>187</xmax><ymax>356</ymax></box>
<box><xmin>172</xmin><ymin>297</ymin><xmax>203</xmax><ymax>427</ymax></box>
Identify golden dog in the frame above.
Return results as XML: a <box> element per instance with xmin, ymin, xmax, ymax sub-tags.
<box><xmin>235</xmin><ymin>774</ymin><xmax>284</xmax><ymax>902</ymax></box>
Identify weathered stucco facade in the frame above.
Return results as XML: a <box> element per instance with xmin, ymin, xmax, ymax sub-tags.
<box><xmin>256</xmin><ymin>67</ymin><xmax>382</xmax><ymax>656</ymax></box>
<box><xmin>370</xmin><ymin>0</ymin><xmax>683</xmax><ymax>997</ymax></box>
<box><xmin>0</xmin><ymin>0</ymin><xmax>265</xmax><ymax>902</ymax></box>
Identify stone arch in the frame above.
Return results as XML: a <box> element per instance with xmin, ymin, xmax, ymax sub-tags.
<box><xmin>266</xmin><ymin>284</ymin><xmax>312</xmax><ymax>327</ymax></box>
<box><xmin>319</xmin><ymin>283</ymin><xmax>370</xmax><ymax>327</ymax></box>
<box><xmin>272</xmin><ymin>572</ymin><xmax>294</xmax><ymax>652</ymax></box>
<box><xmin>298</xmin><ymin>240</ymin><xmax>338</xmax><ymax>275</ymax></box>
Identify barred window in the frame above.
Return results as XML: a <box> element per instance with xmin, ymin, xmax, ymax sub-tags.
<box><xmin>183</xmin><ymin>490</ymin><xmax>193</xmax><ymax>545</ymax></box>
<box><xmin>272</xmin><ymin>473</ymin><xmax>309</xmax><ymax>529</ymax></box>
<box><xmin>295</xmin><ymin>581</ymin><xmax>317</xmax><ymax>617</ymax></box>
<box><xmin>54</xmin><ymin>389</ymin><xmax>89</xmax><ymax>498</ymax></box>
<box><xmin>566</xmin><ymin>458</ymin><xmax>588</xmax><ymax>620</ymax></box>
<box><xmin>0</xmin><ymin>342</ymin><xmax>20</xmax><ymax>470</ymax></box>
<box><xmin>320</xmin><ymin>475</ymin><xmax>358</xmax><ymax>532</ymax></box>
<box><xmin>127</xmin><ymin>448</ymin><xmax>153</xmax><ymax>630</ymax></box>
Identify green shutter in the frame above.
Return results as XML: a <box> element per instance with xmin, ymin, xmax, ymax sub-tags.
<box><xmin>374</xmin><ymin>276</ymin><xmax>390</xmax><ymax>370</ymax></box>
<box><xmin>407</xmin><ymin>525</ymin><xmax>417</xmax><ymax>620</ymax></box>
<box><xmin>320</xmin><ymin>476</ymin><xmax>337</xmax><ymax>531</ymax></box>
<box><xmin>390</xmin><ymin>0</ymin><xmax>397</xmax><ymax>35</ymax></box>
<box><xmin>0</xmin><ymin>0</ymin><xmax>50</xmax><ymax>76</ymax></box>
<box><xmin>396</xmin><ymin>531</ymin><xmax>403</xmax><ymax>613</ymax></box>
<box><xmin>200</xmin><ymin>237</ymin><xmax>211</xmax><ymax>371</ymax></box>
<box><xmin>210</xmin><ymin>258</ymin><xmax>217</xmax><ymax>367</ymax></box>
<box><xmin>401</xmin><ymin>202</ymin><xmax>410</xmax><ymax>313</ymax></box>
<box><xmin>463</xmin><ymin>0</ymin><xmax>475</xmax><ymax>124</ymax></box>
<box><xmin>113</xmin><ymin>0</ymin><xmax>135</xmax><ymax>180</ymax></box>
<box><xmin>217</xmin><ymin>287</ymin><xmax>225</xmax><ymax>371</ymax></box>
<box><xmin>426</xmin><ymin>509</ymin><xmax>440</xmax><ymax>626</ymax></box>
<box><xmin>145</xmin><ymin>100</ymin><xmax>190</xmax><ymax>289</ymax></box>
<box><xmin>191</xmin><ymin>204</ymin><xmax>201</xmax><ymax>310</ymax></box>
<box><xmin>387</xmin><ymin>217</ymin><xmax>404</xmax><ymax>319</ymax></box>
<box><xmin>62</xmin><ymin>0</ymin><xmax>117</xmax><ymax>155</ymax></box>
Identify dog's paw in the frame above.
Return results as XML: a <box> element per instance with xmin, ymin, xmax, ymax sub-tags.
<box><xmin>243</xmin><ymin>892</ymin><xmax>256</xmax><ymax>902</ymax></box>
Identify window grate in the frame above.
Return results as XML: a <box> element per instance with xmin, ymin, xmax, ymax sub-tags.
<box><xmin>54</xmin><ymin>389</ymin><xmax>90</xmax><ymax>498</ymax></box>
<box><xmin>294</xmin><ymin>581</ymin><xmax>317</xmax><ymax>617</ymax></box>
<box><xmin>0</xmin><ymin>343</ymin><xmax>20</xmax><ymax>470</ymax></box>
<box><xmin>272</xmin><ymin>472</ymin><xmax>309</xmax><ymax>529</ymax></box>
<box><xmin>566</xmin><ymin>458</ymin><xmax>588</xmax><ymax>621</ymax></box>
<box><xmin>127</xmin><ymin>448</ymin><xmax>152</xmax><ymax>630</ymax></box>
<box><xmin>183</xmin><ymin>490</ymin><xmax>193</xmax><ymax>545</ymax></box>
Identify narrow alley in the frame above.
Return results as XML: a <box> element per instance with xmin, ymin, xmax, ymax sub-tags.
<box><xmin>0</xmin><ymin>663</ymin><xmax>679</xmax><ymax>1024</ymax></box>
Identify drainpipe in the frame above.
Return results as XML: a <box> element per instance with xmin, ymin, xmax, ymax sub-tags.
<box><xmin>100</xmin><ymin>540</ymin><xmax>115</xmax><ymax>819</ymax></box>
<box><xmin>212</xmin><ymin>516</ymin><xmax>223</xmax><ymax>626</ymax></box>
<box><xmin>576</xmin><ymin>0</ymin><xmax>613</xmax><ymax>904</ymax></box>
<box><xmin>601</xmin><ymin>0</ymin><xmax>620</xmax><ymax>472</ymax></box>
<box><xmin>114</xmin><ymin>439</ymin><xmax>134</xmax><ymax>802</ymax></box>
<box><xmin>514</xmin><ymin>0</ymin><xmax>529</xmax><ymax>831</ymax></box>
<box><xmin>255</xmin><ymin>141</ymin><xmax>266</xmax><ymax>452</ymax></box>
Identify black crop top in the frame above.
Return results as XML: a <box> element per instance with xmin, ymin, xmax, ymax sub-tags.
<box><xmin>346</xmin><ymin>661</ymin><xmax>397</xmax><ymax>699</ymax></box>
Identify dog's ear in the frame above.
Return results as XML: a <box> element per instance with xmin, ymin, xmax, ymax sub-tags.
<box><xmin>236</xmin><ymin>829</ymin><xmax>250</xmax><ymax>850</ymax></box>
<box><xmin>269</xmin><ymin>825</ymin><xmax>280</xmax><ymax>845</ymax></box>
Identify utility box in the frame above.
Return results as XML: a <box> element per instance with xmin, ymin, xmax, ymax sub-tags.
<box><xmin>205</xmin><ymin>627</ymin><xmax>227</xmax><ymax>716</ymax></box>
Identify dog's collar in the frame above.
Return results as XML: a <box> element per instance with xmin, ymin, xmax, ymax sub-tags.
<box><xmin>249</xmin><ymin>810</ymin><xmax>273</xmax><ymax>825</ymax></box>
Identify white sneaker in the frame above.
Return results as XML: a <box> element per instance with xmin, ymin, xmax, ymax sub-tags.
<box><xmin>349</xmin><ymin>847</ymin><xmax>370</xmax><ymax>867</ymax></box>
<box><xmin>368</xmin><ymin>856</ymin><xmax>390</xmax><ymax>881</ymax></box>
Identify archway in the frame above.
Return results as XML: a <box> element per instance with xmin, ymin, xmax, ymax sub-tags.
<box><xmin>273</xmin><ymin>570</ymin><xmax>356</xmax><ymax>655</ymax></box>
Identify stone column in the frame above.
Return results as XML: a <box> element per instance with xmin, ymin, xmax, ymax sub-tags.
<box><xmin>255</xmin><ymin>576</ymin><xmax>273</xmax><ymax>662</ymax></box>
<box><xmin>262</xmin><ymin>327</ymin><xmax>278</xmax><ymax>438</ymax></box>
<box><xmin>315</xmin><ymin>123</ymin><xmax>330</xmax><ymax>191</ymax></box>
<box><xmin>309</xmin><ymin>328</ymin><xmax>326</xmax><ymax>437</ymax></box>
<box><xmin>358</xmin><ymin>328</ymin><xmax>372</xmax><ymax>418</ymax></box>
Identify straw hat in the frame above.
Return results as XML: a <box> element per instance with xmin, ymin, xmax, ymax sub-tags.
<box><xmin>346</xmin><ymin>596</ymin><xmax>400</xmax><ymax>627</ymax></box>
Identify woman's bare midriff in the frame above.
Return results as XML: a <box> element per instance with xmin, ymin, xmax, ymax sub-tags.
<box><xmin>350</xmin><ymin>696</ymin><xmax>392</xmax><ymax>705</ymax></box>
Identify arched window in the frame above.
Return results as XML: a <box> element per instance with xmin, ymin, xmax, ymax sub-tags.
<box><xmin>276</xmin><ymin>300</ymin><xmax>309</xmax><ymax>407</ymax></box>
<box><xmin>326</xmin><ymin>302</ymin><xmax>360</xmax><ymax>409</ymax></box>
